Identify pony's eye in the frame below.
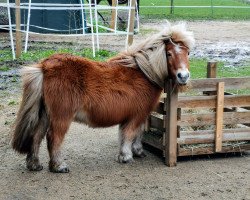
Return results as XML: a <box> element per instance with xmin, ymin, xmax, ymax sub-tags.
<box><xmin>188</xmin><ymin>52</ymin><xmax>190</xmax><ymax>55</ymax></box>
<box><xmin>167</xmin><ymin>52</ymin><xmax>172</xmax><ymax>57</ymax></box>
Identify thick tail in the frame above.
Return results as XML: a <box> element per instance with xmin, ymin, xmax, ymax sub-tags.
<box><xmin>12</xmin><ymin>66</ymin><xmax>49</xmax><ymax>154</ymax></box>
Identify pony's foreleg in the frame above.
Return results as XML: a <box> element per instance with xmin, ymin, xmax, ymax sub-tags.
<box><xmin>118</xmin><ymin>124</ymin><xmax>145</xmax><ymax>163</ymax></box>
<box><xmin>46</xmin><ymin>120</ymin><xmax>71</xmax><ymax>173</ymax></box>
<box><xmin>118</xmin><ymin>126</ymin><xmax>133</xmax><ymax>163</ymax></box>
<box><xmin>132</xmin><ymin>126</ymin><xmax>146</xmax><ymax>158</ymax></box>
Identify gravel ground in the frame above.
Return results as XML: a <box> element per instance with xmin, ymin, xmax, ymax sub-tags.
<box><xmin>0</xmin><ymin>20</ymin><xmax>250</xmax><ymax>200</ymax></box>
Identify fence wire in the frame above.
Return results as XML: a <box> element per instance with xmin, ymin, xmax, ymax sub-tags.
<box><xmin>138</xmin><ymin>0</ymin><xmax>250</xmax><ymax>19</ymax></box>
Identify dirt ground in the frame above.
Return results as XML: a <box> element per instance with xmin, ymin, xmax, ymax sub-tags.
<box><xmin>0</xmin><ymin>21</ymin><xmax>250</xmax><ymax>200</ymax></box>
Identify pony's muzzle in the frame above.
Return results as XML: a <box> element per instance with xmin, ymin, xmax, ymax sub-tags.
<box><xmin>177</xmin><ymin>71</ymin><xmax>190</xmax><ymax>85</ymax></box>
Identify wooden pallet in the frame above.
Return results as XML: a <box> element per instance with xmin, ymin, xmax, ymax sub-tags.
<box><xmin>143</xmin><ymin>62</ymin><xmax>250</xmax><ymax>166</ymax></box>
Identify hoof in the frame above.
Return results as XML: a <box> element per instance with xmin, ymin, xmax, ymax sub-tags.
<box><xmin>49</xmin><ymin>162</ymin><xmax>70</xmax><ymax>173</ymax></box>
<box><xmin>26</xmin><ymin>157</ymin><xmax>43</xmax><ymax>171</ymax></box>
<box><xmin>134</xmin><ymin>151</ymin><xmax>147</xmax><ymax>158</ymax></box>
<box><xmin>132</xmin><ymin>147</ymin><xmax>146</xmax><ymax>158</ymax></box>
<box><xmin>27</xmin><ymin>164</ymin><xmax>43</xmax><ymax>171</ymax></box>
<box><xmin>118</xmin><ymin>155</ymin><xmax>134</xmax><ymax>164</ymax></box>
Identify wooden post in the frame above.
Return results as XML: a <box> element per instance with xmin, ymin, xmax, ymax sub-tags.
<box><xmin>207</xmin><ymin>61</ymin><xmax>217</xmax><ymax>78</ymax></box>
<box><xmin>165</xmin><ymin>79</ymin><xmax>178</xmax><ymax>167</ymax></box>
<box><xmin>215</xmin><ymin>82</ymin><xmax>225</xmax><ymax>152</ymax></box>
<box><xmin>144</xmin><ymin>117</ymin><xmax>150</xmax><ymax>132</ymax></box>
<box><xmin>15</xmin><ymin>0</ymin><xmax>22</xmax><ymax>58</ymax></box>
<box><xmin>205</xmin><ymin>61</ymin><xmax>217</xmax><ymax>96</ymax></box>
<box><xmin>127</xmin><ymin>0</ymin><xmax>136</xmax><ymax>46</ymax></box>
<box><xmin>177</xmin><ymin>108</ymin><xmax>181</xmax><ymax>155</ymax></box>
<box><xmin>170</xmin><ymin>0</ymin><xmax>174</xmax><ymax>14</ymax></box>
<box><xmin>110</xmin><ymin>0</ymin><xmax>117</xmax><ymax>31</ymax></box>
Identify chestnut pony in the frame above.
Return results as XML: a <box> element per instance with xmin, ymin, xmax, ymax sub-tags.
<box><xmin>12</xmin><ymin>23</ymin><xmax>195</xmax><ymax>173</ymax></box>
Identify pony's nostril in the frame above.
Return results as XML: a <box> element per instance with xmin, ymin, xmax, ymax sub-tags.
<box><xmin>177</xmin><ymin>73</ymin><xmax>182</xmax><ymax>79</ymax></box>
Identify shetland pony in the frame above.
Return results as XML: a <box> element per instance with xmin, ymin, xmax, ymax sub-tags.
<box><xmin>12</xmin><ymin>22</ymin><xmax>195</xmax><ymax>173</ymax></box>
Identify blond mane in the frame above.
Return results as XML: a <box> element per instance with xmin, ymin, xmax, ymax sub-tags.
<box><xmin>109</xmin><ymin>22</ymin><xmax>195</xmax><ymax>88</ymax></box>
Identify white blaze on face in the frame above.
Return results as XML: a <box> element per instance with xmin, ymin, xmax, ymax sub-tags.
<box><xmin>175</xmin><ymin>44</ymin><xmax>182</xmax><ymax>54</ymax></box>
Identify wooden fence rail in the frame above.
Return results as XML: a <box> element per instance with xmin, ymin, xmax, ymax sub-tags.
<box><xmin>143</xmin><ymin>62</ymin><xmax>250</xmax><ymax>166</ymax></box>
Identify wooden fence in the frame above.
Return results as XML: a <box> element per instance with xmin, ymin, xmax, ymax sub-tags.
<box><xmin>143</xmin><ymin>62</ymin><xmax>250</xmax><ymax>166</ymax></box>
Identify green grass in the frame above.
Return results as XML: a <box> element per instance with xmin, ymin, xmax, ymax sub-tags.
<box><xmin>0</xmin><ymin>48</ymin><xmax>116</xmax><ymax>64</ymax></box>
<box><xmin>140</xmin><ymin>0</ymin><xmax>250</xmax><ymax>20</ymax></box>
<box><xmin>189</xmin><ymin>58</ymin><xmax>250</xmax><ymax>79</ymax></box>
<box><xmin>0</xmin><ymin>65</ymin><xmax>10</xmax><ymax>71</ymax></box>
<box><xmin>8</xmin><ymin>100</ymin><xmax>17</xmax><ymax>106</ymax></box>
<box><xmin>190</xmin><ymin>58</ymin><xmax>250</xmax><ymax>94</ymax></box>
<box><xmin>1</xmin><ymin>49</ymin><xmax>249</xmax><ymax>79</ymax></box>
<box><xmin>0</xmin><ymin>48</ymin><xmax>249</xmax><ymax>94</ymax></box>
<box><xmin>0</xmin><ymin>50</ymin><xmax>13</xmax><ymax>62</ymax></box>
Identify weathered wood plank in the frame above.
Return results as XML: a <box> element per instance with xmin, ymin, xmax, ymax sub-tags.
<box><xmin>178</xmin><ymin>95</ymin><xmax>250</xmax><ymax>109</ymax></box>
<box><xmin>207</xmin><ymin>62</ymin><xmax>217</xmax><ymax>78</ymax></box>
<box><xmin>178</xmin><ymin>113</ymin><xmax>215</xmax><ymax>126</ymax></box>
<box><xmin>178</xmin><ymin>111</ymin><xmax>250</xmax><ymax>127</ymax></box>
<box><xmin>180</xmin><ymin>128</ymin><xmax>250</xmax><ymax>136</ymax></box>
<box><xmin>142</xmin><ymin>131</ymin><xmax>163</xmax><ymax>150</ymax></box>
<box><xmin>154</xmin><ymin>101</ymin><xmax>165</xmax><ymax>115</ymax></box>
<box><xmin>178</xmin><ymin>143</ymin><xmax>250</xmax><ymax>156</ymax></box>
<box><xmin>215</xmin><ymin>82</ymin><xmax>225</xmax><ymax>152</ymax></box>
<box><xmin>165</xmin><ymin>79</ymin><xmax>178</xmax><ymax>167</ymax></box>
<box><xmin>144</xmin><ymin>117</ymin><xmax>150</xmax><ymax>132</ymax></box>
<box><xmin>15</xmin><ymin>0</ymin><xmax>22</xmax><ymax>58</ymax></box>
<box><xmin>110</xmin><ymin>0</ymin><xmax>117</xmax><ymax>31</ymax></box>
<box><xmin>178</xmin><ymin>130</ymin><xmax>250</xmax><ymax>145</ymax></box>
<box><xmin>127</xmin><ymin>0</ymin><xmax>136</xmax><ymax>46</ymax></box>
<box><xmin>178</xmin><ymin>96</ymin><xmax>216</xmax><ymax>108</ymax></box>
<box><xmin>150</xmin><ymin>115</ymin><xmax>164</xmax><ymax>131</ymax></box>
<box><xmin>187</xmin><ymin>77</ymin><xmax>250</xmax><ymax>92</ymax></box>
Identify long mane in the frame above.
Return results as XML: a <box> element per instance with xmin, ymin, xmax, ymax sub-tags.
<box><xmin>109</xmin><ymin>22</ymin><xmax>195</xmax><ymax>88</ymax></box>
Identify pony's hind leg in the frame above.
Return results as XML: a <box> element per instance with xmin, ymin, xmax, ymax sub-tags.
<box><xmin>47</xmin><ymin>119</ymin><xmax>71</xmax><ymax>173</ymax></box>
<box><xmin>26</xmin><ymin>112</ymin><xmax>48</xmax><ymax>171</ymax></box>
<box><xmin>118</xmin><ymin>124</ymin><xmax>145</xmax><ymax>163</ymax></box>
<box><xmin>26</xmin><ymin>132</ymin><xmax>44</xmax><ymax>171</ymax></box>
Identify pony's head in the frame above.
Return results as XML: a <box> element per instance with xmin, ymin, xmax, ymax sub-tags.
<box><xmin>141</xmin><ymin>22</ymin><xmax>195</xmax><ymax>87</ymax></box>
<box><xmin>163</xmin><ymin>22</ymin><xmax>195</xmax><ymax>87</ymax></box>
<box><xmin>110</xmin><ymin>22</ymin><xmax>195</xmax><ymax>88</ymax></box>
<box><xmin>165</xmin><ymin>38</ymin><xmax>190</xmax><ymax>85</ymax></box>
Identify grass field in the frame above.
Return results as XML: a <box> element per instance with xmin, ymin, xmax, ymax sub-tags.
<box><xmin>1</xmin><ymin>48</ymin><xmax>249</xmax><ymax>94</ymax></box>
<box><xmin>189</xmin><ymin>58</ymin><xmax>250</xmax><ymax>78</ymax></box>
<box><xmin>139</xmin><ymin>0</ymin><xmax>250</xmax><ymax>20</ymax></box>
<box><xmin>1</xmin><ymin>48</ymin><xmax>249</xmax><ymax>79</ymax></box>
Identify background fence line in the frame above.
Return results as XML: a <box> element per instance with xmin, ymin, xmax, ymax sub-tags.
<box><xmin>140</xmin><ymin>6</ymin><xmax>250</xmax><ymax>8</ymax></box>
<box><xmin>0</xmin><ymin>0</ymin><xmax>138</xmax><ymax>59</ymax></box>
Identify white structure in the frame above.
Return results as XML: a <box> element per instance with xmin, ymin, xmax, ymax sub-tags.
<box><xmin>1</xmin><ymin>0</ymin><xmax>139</xmax><ymax>59</ymax></box>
